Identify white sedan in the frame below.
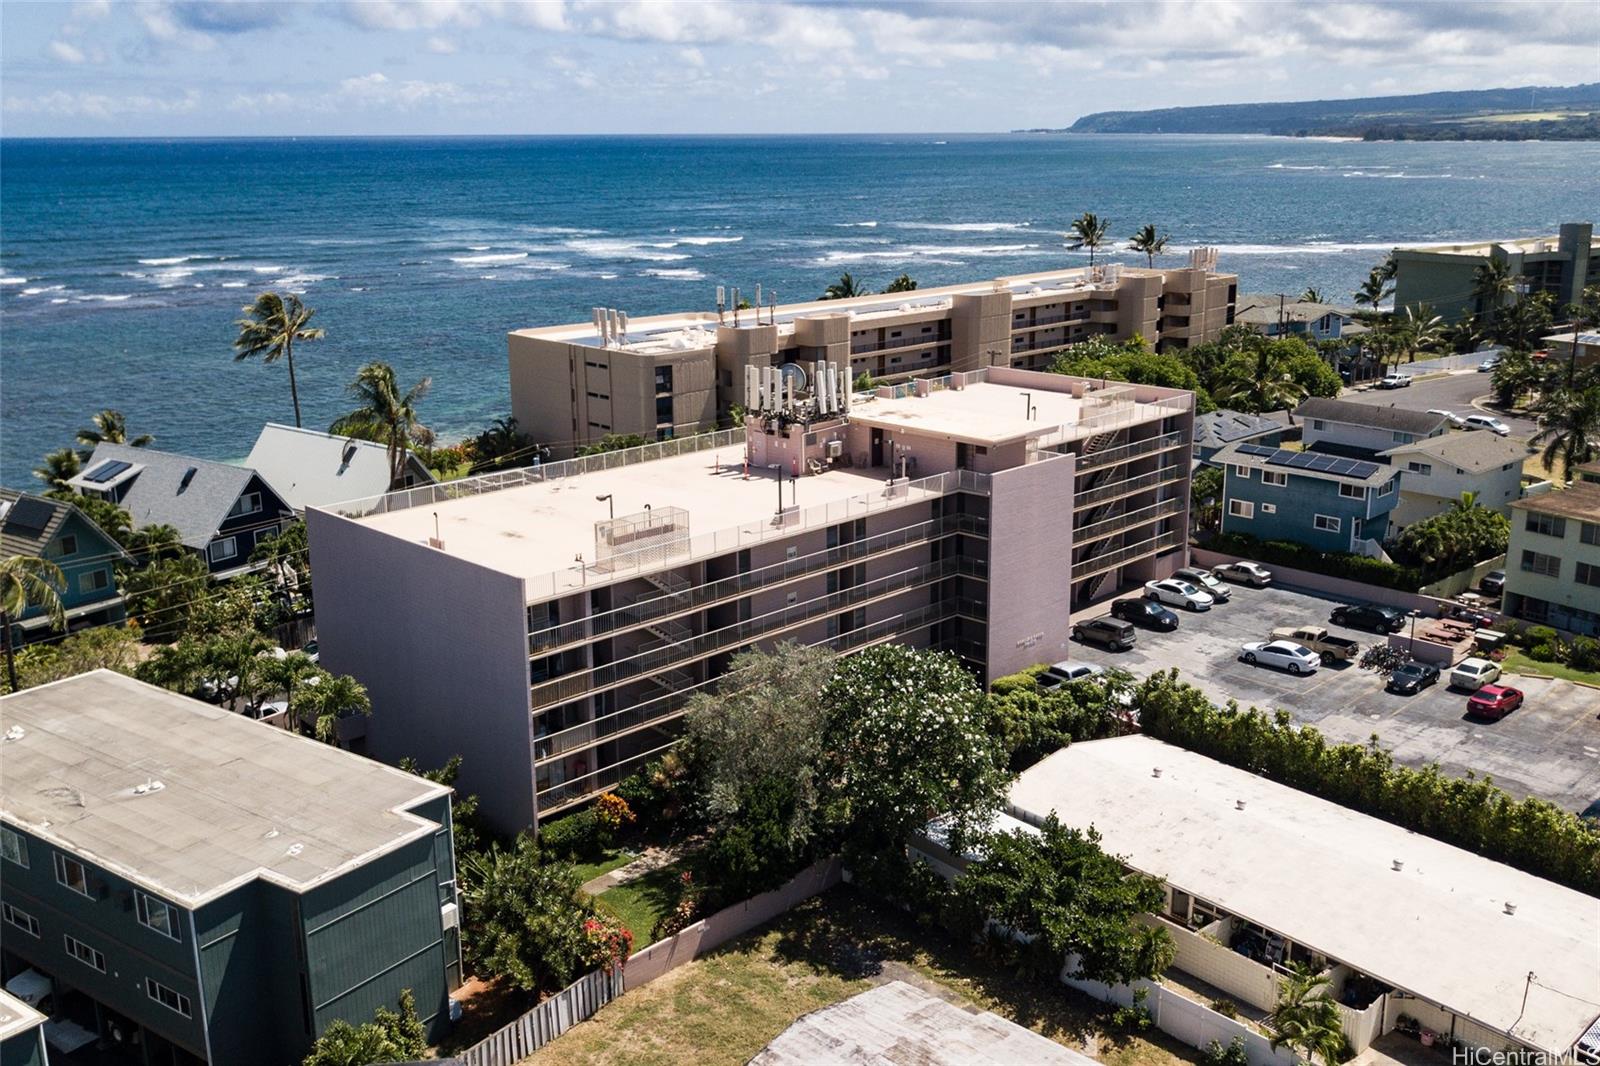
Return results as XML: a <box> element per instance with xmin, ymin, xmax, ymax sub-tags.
<box><xmin>1144</xmin><ymin>579</ymin><xmax>1215</xmax><ymax>611</ymax></box>
<box><xmin>1212</xmin><ymin>561</ymin><xmax>1272</xmax><ymax>588</ymax></box>
<box><xmin>1239</xmin><ymin>640</ymin><xmax>1320</xmax><ymax>675</ymax></box>
<box><xmin>1427</xmin><ymin>409</ymin><xmax>1466</xmax><ymax>428</ymax></box>
<box><xmin>1462</xmin><ymin>414</ymin><xmax>1511</xmax><ymax>436</ymax></box>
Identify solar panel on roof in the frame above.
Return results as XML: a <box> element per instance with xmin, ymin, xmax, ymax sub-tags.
<box><xmin>1236</xmin><ymin>443</ymin><xmax>1277</xmax><ymax>458</ymax></box>
<box><xmin>2</xmin><ymin>497</ymin><xmax>54</xmax><ymax>537</ymax></box>
<box><xmin>83</xmin><ymin>459</ymin><xmax>131</xmax><ymax>484</ymax></box>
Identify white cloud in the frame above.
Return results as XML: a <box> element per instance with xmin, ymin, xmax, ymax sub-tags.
<box><xmin>427</xmin><ymin>35</ymin><xmax>458</xmax><ymax>53</ymax></box>
<box><xmin>678</xmin><ymin>46</ymin><xmax>706</xmax><ymax>69</ymax></box>
<box><xmin>339</xmin><ymin>71</ymin><xmax>467</xmax><ymax>107</ymax></box>
<box><xmin>3</xmin><ymin>88</ymin><xmax>201</xmax><ymax>118</ymax></box>
<box><xmin>49</xmin><ymin>40</ymin><xmax>88</xmax><ymax>64</ymax></box>
<box><xmin>228</xmin><ymin>90</ymin><xmax>296</xmax><ymax>111</ymax></box>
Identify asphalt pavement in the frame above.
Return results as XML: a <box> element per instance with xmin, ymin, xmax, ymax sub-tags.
<box><xmin>1339</xmin><ymin>369</ymin><xmax>1539</xmax><ymax>439</ymax></box>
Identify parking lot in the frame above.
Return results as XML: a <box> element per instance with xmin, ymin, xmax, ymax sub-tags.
<box><xmin>1072</xmin><ymin>582</ymin><xmax>1600</xmax><ymax>814</ymax></box>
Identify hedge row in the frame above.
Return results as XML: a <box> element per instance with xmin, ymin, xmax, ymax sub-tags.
<box><xmin>1202</xmin><ymin>531</ymin><xmax>1429</xmax><ymax>590</ymax></box>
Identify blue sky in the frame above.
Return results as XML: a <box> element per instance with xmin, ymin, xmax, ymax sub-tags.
<box><xmin>2</xmin><ymin>1</ymin><xmax>1595</xmax><ymax>136</ymax></box>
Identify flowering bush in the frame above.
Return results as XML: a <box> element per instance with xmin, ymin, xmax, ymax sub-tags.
<box><xmin>651</xmin><ymin>870</ymin><xmax>704</xmax><ymax>942</ymax></box>
<box><xmin>581</xmin><ymin>911</ymin><xmax>634</xmax><ymax>970</ymax></box>
<box><xmin>594</xmin><ymin>791</ymin><xmax>637</xmax><ymax>835</ymax></box>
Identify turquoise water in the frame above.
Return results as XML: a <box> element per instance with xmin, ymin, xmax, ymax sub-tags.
<box><xmin>3</xmin><ymin>134</ymin><xmax>1597</xmax><ymax>486</ymax></box>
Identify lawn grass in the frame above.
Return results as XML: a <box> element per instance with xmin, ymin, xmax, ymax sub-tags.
<box><xmin>572</xmin><ymin>850</ymin><xmax>636</xmax><ymax>885</ymax></box>
<box><xmin>1501</xmin><ymin>649</ymin><xmax>1600</xmax><ymax>687</ymax></box>
<box><xmin>594</xmin><ymin>861</ymin><xmax>688</xmax><ymax>944</ymax></box>
<box><xmin>529</xmin><ymin>885</ymin><xmax>1202</xmax><ymax>1066</ymax></box>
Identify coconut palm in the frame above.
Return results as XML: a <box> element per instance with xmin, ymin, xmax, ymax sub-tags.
<box><xmin>1471</xmin><ymin>259</ymin><xmax>1518</xmax><ymax>329</ymax></box>
<box><xmin>2</xmin><ymin>554</ymin><xmax>66</xmax><ymax>693</ymax></box>
<box><xmin>1068</xmin><ymin>212</ymin><xmax>1110</xmax><ymax>267</ymax></box>
<box><xmin>1270</xmin><ymin>965</ymin><xmax>1346</xmax><ymax>1066</ymax></box>
<box><xmin>1129</xmin><ymin>224</ymin><xmax>1168</xmax><ymax>268</ymax></box>
<box><xmin>1301</xmin><ymin>287</ymin><xmax>1325</xmax><ymax>303</ymax></box>
<box><xmin>126</xmin><ymin>523</ymin><xmax>185</xmax><ymax>563</ymax></box>
<box><xmin>33</xmin><ymin>448</ymin><xmax>82</xmax><ymax>493</ymax></box>
<box><xmin>1531</xmin><ymin>386</ymin><xmax>1600</xmax><ymax>483</ymax></box>
<box><xmin>76</xmin><ymin>409</ymin><xmax>153</xmax><ymax>457</ymax></box>
<box><xmin>1354</xmin><ymin>268</ymin><xmax>1392</xmax><ymax>314</ymax></box>
<box><xmin>292</xmin><ymin>669</ymin><xmax>372</xmax><ymax>742</ymax></box>
<box><xmin>882</xmin><ymin>273</ymin><xmax>917</xmax><ymax>293</ymax></box>
<box><xmin>1453</xmin><ymin>490</ymin><xmax>1481</xmax><ymax>512</ymax></box>
<box><xmin>1490</xmin><ymin>348</ymin><xmax>1539</xmax><ymax>408</ymax></box>
<box><xmin>233</xmin><ymin>292</ymin><xmax>326</xmax><ymax>428</ymax></box>
<box><xmin>1213</xmin><ymin>343</ymin><xmax>1310</xmax><ymax>414</ymax></box>
<box><xmin>329</xmin><ymin>362</ymin><xmax>432</xmax><ymax>492</ymax></box>
<box><xmin>821</xmin><ymin>273</ymin><xmax>867</xmax><ymax>300</ymax></box>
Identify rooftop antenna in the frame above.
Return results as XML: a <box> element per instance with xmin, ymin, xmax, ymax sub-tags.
<box><xmin>768</xmin><ymin>289</ymin><xmax>777</xmax><ymax>326</ymax></box>
<box><xmin>755</xmin><ymin>284</ymin><xmax>763</xmax><ymax>324</ymax></box>
<box><xmin>732</xmin><ymin>287</ymin><xmax>742</xmax><ymax>328</ymax></box>
<box><xmin>716</xmin><ymin>285</ymin><xmax>726</xmax><ymax>324</ymax></box>
<box><xmin>617</xmin><ymin>310</ymin><xmax>630</xmax><ymax>342</ymax></box>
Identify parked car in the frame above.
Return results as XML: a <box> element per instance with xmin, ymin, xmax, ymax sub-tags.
<box><xmin>1377</xmin><ymin>372</ymin><xmax>1413</xmax><ymax>389</ymax></box>
<box><xmin>1212</xmin><ymin>561</ymin><xmax>1272</xmax><ymax>588</ymax></box>
<box><xmin>1477</xmin><ymin>358</ymin><xmax>1498</xmax><ymax>372</ymax></box>
<box><xmin>1445</xmin><ymin>603</ymin><xmax>1495</xmax><ymax>628</ymax></box>
<box><xmin>1269</xmin><ymin>625</ymin><xmax>1360</xmax><ymax>665</ymax></box>
<box><xmin>1462</xmin><ymin>414</ymin><xmax>1511</xmax><ymax>436</ymax></box>
<box><xmin>1330</xmin><ymin>603</ymin><xmax>1406</xmax><ymax>633</ymax></box>
<box><xmin>1467</xmin><ymin>684</ymin><xmax>1524</xmax><ymax>720</ymax></box>
<box><xmin>1386</xmin><ymin>661</ymin><xmax>1440</xmax><ymax>695</ymax></box>
<box><xmin>1072</xmin><ymin>618</ymin><xmax>1137</xmax><ymax>651</ymax></box>
<box><xmin>1144</xmin><ymin>578</ymin><xmax>1215</xmax><ymax>611</ymax></box>
<box><xmin>1450</xmin><ymin>657</ymin><xmax>1503</xmax><ymax>690</ymax></box>
<box><xmin>1174</xmin><ymin>567</ymin><xmax>1232</xmax><ymax>603</ymax></box>
<box><xmin>1111</xmin><ymin>597</ymin><xmax>1179</xmax><ymax>630</ymax></box>
<box><xmin>1479</xmin><ymin>570</ymin><xmax>1506</xmax><ymax>596</ymax></box>
<box><xmin>1427</xmin><ymin>408</ymin><xmax>1466</xmax><ymax>428</ymax></box>
<box><xmin>1239</xmin><ymin>640</ymin><xmax>1320</xmax><ymax>674</ymax></box>
<box><xmin>1039</xmin><ymin>661</ymin><xmax>1106</xmax><ymax>690</ymax></box>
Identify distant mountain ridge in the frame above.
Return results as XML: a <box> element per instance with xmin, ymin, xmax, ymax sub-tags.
<box><xmin>1027</xmin><ymin>84</ymin><xmax>1600</xmax><ymax>140</ymax></box>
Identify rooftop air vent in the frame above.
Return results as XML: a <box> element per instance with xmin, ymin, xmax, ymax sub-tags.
<box><xmin>1504</xmin><ymin>902</ymin><xmax>1517</xmax><ymax>916</ymax></box>
<box><xmin>1152</xmin><ymin>767</ymin><xmax>1163</xmax><ymax>778</ymax></box>
<box><xmin>342</xmin><ymin>443</ymin><xmax>358</xmax><ymax>465</ymax></box>
<box><xmin>1392</xmin><ymin>859</ymin><xmax>1404</xmax><ymax>872</ymax></box>
<box><xmin>1235</xmin><ymin>799</ymin><xmax>1246</xmax><ymax>810</ymax></box>
<box><xmin>179</xmin><ymin>467</ymin><xmax>197</xmax><ymax>491</ymax></box>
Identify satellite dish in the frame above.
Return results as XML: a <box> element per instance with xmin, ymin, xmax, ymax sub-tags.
<box><xmin>778</xmin><ymin>362</ymin><xmax>809</xmax><ymax>391</ymax></box>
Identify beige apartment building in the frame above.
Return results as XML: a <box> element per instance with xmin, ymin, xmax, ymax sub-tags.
<box><xmin>308</xmin><ymin>366</ymin><xmax>1195</xmax><ymax>831</ymax></box>
<box><xmin>510</xmin><ymin>253</ymin><xmax>1235</xmax><ymax>457</ymax></box>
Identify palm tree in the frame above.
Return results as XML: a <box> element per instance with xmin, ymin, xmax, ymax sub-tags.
<box><xmin>76</xmin><ymin>409</ymin><xmax>153</xmax><ymax>457</ymax></box>
<box><xmin>233</xmin><ymin>292</ymin><xmax>326</xmax><ymax>428</ymax></box>
<box><xmin>1471</xmin><ymin>259</ymin><xmax>1518</xmax><ymax>330</ymax></box>
<box><xmin>259</xmin><ymin>650</ymin><xmax>319</xmax><ymax>720</ymax></box>
<box><xmin>1214</xmin><ymin>343</ymin><xmax>1310</xmax><ymax>414</ymax></box>
<box><xmin>1354</xmin><ymin>268</ymin><xmax>1392</xmax><ymax>314</ymax></box>
<box><xmin>33</xmin><ymin>448</ymin><xmax>82</xmax><ymax>493</ymax></box>
<box><xmin>1</xmin><ymin>555</ymin><xmax>66</xmax><ymax>693</ymax></box>
<box><xmin>1129</xmin><ymin>224</ymin><xmax>1168</xmax><ymax>268</ymax></box>
<box><xmin>882</xmin><ymin>273</ymin><xmax>917</xmax><ymax>293</ymax></box>
<box><xmin>292</xmin><ymin>670</ymin><xmax>372</xmax><ymax>742</ymax></box>
<box><xmin>1270</xmin><ymin>965</ymin><xmax>1346</xmax><ymax>1066</ymax></box>
<box><xmin>1301</xmin><ymin>287</ymin><xmax>1325</xmax><ymax>303</ymax></box>
<box><xmin>1453</xmin><ymin>490</ymin><xmax>1481</xmax><ymax>512</ymax></box>
<box><xmin>126</xmin><ymin>524</ymin><xmax>185</xmax><ymax>563</ymax></box>
<box><xmin>1490</xmin><ymin>348</ymin><xmax>1540</xmax><ymax>409</ymax></box>
<box><xmin>329</xmin><ymin>362</ymin><xmax>432</xmax><ymax>491</ymax></box>
<box><xmin>821</xmin><ymin>273</ymin><xmax>867</xmax><ymax>300</ymax></box>
<box><xmin>1068</xmin><ymin>212</ymin><xmax>1110</xmax><ymax>267</ymax></box>
<box><xmin>1531</xmin><ymin>386</ymin><xmax>1600</xmax><ymax>483</ymax></box>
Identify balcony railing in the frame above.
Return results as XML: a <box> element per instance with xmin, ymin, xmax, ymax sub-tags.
<box><xmin>1071</xmin><ymin>531</ymin><xmax>1187</xmax><ymax>581</ymax></box>
<box><xmin>530</xmin><ymin>555</ymin><xmax>985</xmax><ymax>707</ymax></box>
<box><xmin>1075</xmin><ymin>431</ymin><xmax>1190</xmax><ymax>472</ymax></box>
<box><xmin>850</xmin><ymin>332</ymin><xmax>950</xmax><ymax>355</ymax></box>
<box><xmin>1072</xmin><ymin>497</ymin><xmax>1185</xmax><ymax>543</ymax></box>
<box><xmin>1074</xmin><ymin>464</ymin><xmax>1185</xmax><ymax>508</ymax></box>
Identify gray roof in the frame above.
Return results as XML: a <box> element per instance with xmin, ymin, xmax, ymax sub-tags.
<box><xmin>71</xmin><ymin>443</ymin><xmax>277</xmax><ymax>551</ymax></box>
<box><xmin>1295</xmin><ymin>397</ymin><xmax>1449</xmax><ymax>436</ymax></box>
<box><xmin>0</xmin><ymin>489</ymin><xmax>129</xmax><ymax>564</ymax></box>
<box><xmin>1193</xmin><ymin>409</ymin><xmax>1287</xmax><ymax>450</ymax></box>
<box><xmin>1234</xmin><ymin>292</ymin><xmax>1359</xmax><ymax>324</ymax></box>
<box><xmin>244</xmin><ymin>424</ymin><xmax>436</xmax><ymax>513</ymax></box>
<box><xmin>754</xmin><ymin>981</ymin><xmax>1096</xmax><ymax>1066</ymax></box>
<box><xmin>0</xmin><ymin>671</ymin><xmax>449</xmax><ymax>906</ymax></box>
<box><xmin>1383</xmin><ymin>432</ymin><xmax>1532</xmax><ymax>472</ymax></box>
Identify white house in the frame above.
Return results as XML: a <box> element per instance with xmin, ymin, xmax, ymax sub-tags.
<box><xmin>1295</xmin><ymin>398</ymin><xmax>1449</xmax><ymax>457</ymax></box>
<box><xmin>1381</xmin><ymin>432</ymin><xmax>1531</xmax><ymax>527</ymax></box>
<box><xmin>244</xmin><ymin>424</ymin><xmax>436</xmax><ymax>514</ymax></box>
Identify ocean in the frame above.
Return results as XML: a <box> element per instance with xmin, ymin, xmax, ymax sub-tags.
<box><xmin>3</xmin><ymin>133</ymin><xmax>1597</xmax><ymax>487</ymax></box>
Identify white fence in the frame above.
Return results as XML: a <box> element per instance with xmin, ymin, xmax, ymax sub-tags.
<box><xmin>1066</xmin><ymin>973</ymin><xmax>1299</xmax><ymax>1066</ymax></box>
<box><xmin>459</xmin><ymin>966</ymin><xmax>623</xmax><ymax>1066</ymax></box>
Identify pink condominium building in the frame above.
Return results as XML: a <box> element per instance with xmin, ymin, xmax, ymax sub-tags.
<box><xmin>308</xmin><ymin>365</ymin><xmax>1195</xmax><ymax>832</ymax></box>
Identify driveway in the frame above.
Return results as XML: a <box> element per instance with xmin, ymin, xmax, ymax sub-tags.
<box><xmin>1340</xmin><ymin>370</ymin><xmax>1538</xmax><ymax>438</ymax></box>
<box><xmin>1072</xmin><ymin>583</ymin><xmax>1600</xmax><ymax>813</ymax></box>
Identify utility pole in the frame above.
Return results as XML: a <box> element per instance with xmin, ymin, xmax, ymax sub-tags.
<box><xmin>1278</xmin><ymin>293</ymin><xmax>1287</xmax><ymax>339</ymax></box>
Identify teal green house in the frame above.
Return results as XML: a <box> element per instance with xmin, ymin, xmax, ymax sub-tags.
<box><xmin>0</xmin><ymin>672</ymin><xmax>462</xmax><ymax>1066</ymax></box>
<box><xmin>0</xmin><ymin>490</ymin><xmax>130</xmax><ymax>643</ymax></box>
<box><xmin>1216</xmin><ymin>442</ymin><xmax>1400</xmax><ymax>555</ymax></box>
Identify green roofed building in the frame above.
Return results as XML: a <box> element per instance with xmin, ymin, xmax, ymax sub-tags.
<box><xmin>0</xmin><ymin>671</ymin><xmax>461</xmax><ymax>1066</ymax></box>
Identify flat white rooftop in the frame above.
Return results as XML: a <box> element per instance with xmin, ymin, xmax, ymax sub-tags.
<box><xmin>852</xmin><ymin>380</ymin><xmax>1164</xmax><ymax>447</ymax></box>
<box><xmin>1007</xmin><ymin>735</ymin><xmax>1600</xmax><ymax>1055</ymax></box>
<box><xmin>349</xmin><ymin>444</ymin><xmax>925</xmax><ymax>596</ymax></box>
<box><xmin>0</xmin><ymin>671</ymin><xmax>449</xmax><ymax>906</ymax></box>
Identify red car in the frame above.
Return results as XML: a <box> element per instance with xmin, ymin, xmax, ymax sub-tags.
<box><xmin>1467</xmin><ymin>684</ymin><xmax>1524</xmax><ymax>720</ymax></box>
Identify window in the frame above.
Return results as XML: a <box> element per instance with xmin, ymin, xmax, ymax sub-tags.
<box><xmin>1583</xmin><ymin>522</ymin><xmax>1600</xmax><ymax>546</ymax></box>
<box><xmin>1577</xmin><ymin>562</ymin><xmax>1600</xmax><ymax>588</ymax></box>
<box><xmin>78</xmin><ymin>569</ymin><xmax>110</xmax><ymax>594</ymax></box>
<box><xmin>1378</xmin><ymin>478</ymin><xmax>1395</xmax><ymax>496</ymax></box>
<box><xmin>1339</xmin><ymin>483</ymin><xmax>1366</xmax><ymax>500</ymax></box>
<box><xmin>1353</xmin><ymin>517</ymin><xmax>1364</xmax><ymax>540</ymax></box>
<box><xmin>586</xmin><ymin>391</ymin><xmax>609</xmax><ymax>401</ymax></box>
<box><xmin>1406</xmin><ymin>462</ymin><xmax>1433</xmax><ymax>476</ymax></box>
<box><xmin>136</xmin><ymin>892</ymin><xmax>182</xmax><ymax>941</ymax></box>
<box><xmin>1</xmin><ymin>826</ymin><xmax>26</xmax><ymax>867</ymax></box>
<box><xmin>227</xmin><ymin>492</ymin><xmax>262</xmax><ymax>518</ymax></box>
<box><xmin>1260</xmin><ymin>503</ymin><xmax>1277</xmax><ymax>514</ymax></box>
<box><xmin>655</xmin><ymin>396</ymin><xmax>673</xmax><ymax>424</ymax></box>
<box><xmin>1314</xmin><ymin>515</ymin><xmax>1341</xmax><ymax>533</ymax></box>
<box><xmin>1525</xmin><ymin>513</ymin><xmax>1567</xmax><ymax>538</ymax></box>
<box><xmin>1233</xmin><ymin>465</ymin><xmax>1251</xmax><ymax>479</ymax></box>
<box><xmin>1393</xmin><ymin>432</ymin><xmax>1415</xmax><ymax>444</ymax></box>
<box><xmin>50</xmin><ymin>534</ymin><xmax>79</xmax><ymax>558</ymax></box>
<box><xmin>64</xmin><ymin>934</ymin><xmax>106</xmax><ymax>972</ymax></box>
<box><xmin>1521</xmin><ymin>550</ymin><xmax>1561</xmax><ymax>578</ymax></box>
<box><xmin>146</xmin><ymin>979</ymin><xmax>193</xmax><ymax>1018</ymax></box>
<box><xmin>1311</xmin><ymin>420</ymin><xmax>1325</xmax><ymax>431</ymax></box>
<box><xmin>1</xmin><ymin>903</ymin><xmax>39</xmax><ymax>937</ymax></box>
<box><xmin>1260</xmin><ymin>470</ymin><xmax>1287</xmax><ymax>487</ymax></box>
<box><xmin>1228</xmin><ymin>500</ymin><xmax>1254</xmax><ymax>519</ymax></box>
<box><xmin>208</xmin><ymin>537</ymin><xmax>238</xmax><ymax>564</ymax></box>
<box><xmin>54</xmin><ymin>852</ymin><xmax>91</xmax><ymax>897</ymax></box>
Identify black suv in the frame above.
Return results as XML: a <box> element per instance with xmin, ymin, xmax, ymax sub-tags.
<box><xmin>1111</xmin><ymin>597</ymin><xmax>1179</xmax><ymax>631</ymax></box>
<box><xmin>1330</xmin><ymin>603</ymin><xmax>1406</xmax><ymax>633</ymax></box>
<box><xmin>1071</xmin><ymin>618</ymin><xmax>1137</xmax><ymax>651</ymax></box>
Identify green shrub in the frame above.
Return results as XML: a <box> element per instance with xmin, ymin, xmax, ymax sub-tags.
<box><xmin>989</xmin><ymin>664</ymin><xmax>1047</xmax><ymax>697</ymax></box>
<box><xmin>1568</xmin><ymin>636</ymin><xmax>1600</xmax><ymax>673</ymax></box>
<box><xmin>1201</xmin><ymin>1038</ymin><xmax>1250</xmax><ymax>1066</ymax></box>
<box><xmin>538</xmin><ymin>808</ymin><xmax>604</xmax><ymax>861</ymax></box>
<box><xmin>1209</xmin><ymin>998</ymin><xmax>1239</xmax><ymax>1019</ymax></box>
<box><xmin>1521</xmin><ymin>626</ymin><xmax>1559</xmax><ymax>650</ymax></box>
<box><xmin>1528</xmin><ymin>641</ymin><xmax>1563</xmax><ymax>664</ymax></box>
<box><xmin>1203</xmin><ymin>531</ymin><xmax>1426</xmax><ymax>590</ymax></box>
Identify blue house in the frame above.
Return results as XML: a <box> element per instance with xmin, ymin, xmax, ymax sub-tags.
<box><xmin>1</xmin><ymin>489</ymin><xmax>131</xmax><ymax>644</ymax></box>
<box><xmin>67</xmin><ymin>445</ymin><xmax>295</xmax><ymax>577</ymax></box>
<box><xmin>1216</xmin><ymin>442</ymin><xmax>1400</xmax><ymax>555</ymax></box>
